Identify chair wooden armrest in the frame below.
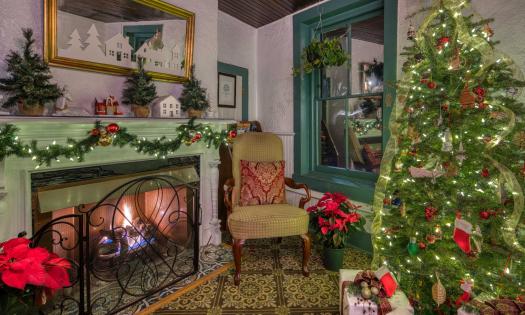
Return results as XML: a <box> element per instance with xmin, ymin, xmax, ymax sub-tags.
<box><xmin>285</xmin><ymin>177</ymin><xmax>311</xmax><ymax>209</ymax></box>
<box><xmin>224</xmin><ymin>178</ymin><xmax>235</xmax><ymax>216</ymax></box>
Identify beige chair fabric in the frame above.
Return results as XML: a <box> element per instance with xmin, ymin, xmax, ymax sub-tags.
<box><xmin>228</xmin><ymin>132</ymin><xmax>309</xmax><ymax>240</ymax></box>
<box><xmin>228</xmin><ymin>204</ymin><xmax>309</xmax><ymax>239</ymax></box>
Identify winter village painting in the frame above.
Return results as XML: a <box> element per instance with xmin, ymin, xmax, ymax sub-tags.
<box><xmin>46</xmin><ymin>0</ymin><xmax>194</xmax><ymax>83</ymax></box>
<box><xmin>58</xmin><ymin>23</ymin><xmax>185</xmax><ymax>76</ymax></box>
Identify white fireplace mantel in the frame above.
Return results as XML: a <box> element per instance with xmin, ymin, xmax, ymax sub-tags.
<box><xmin>0</xmin><ymin>116</ymin><xmax>235</xmax><ymax>246</ymax></box>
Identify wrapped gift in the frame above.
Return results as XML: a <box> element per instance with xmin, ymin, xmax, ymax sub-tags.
<box><xmin>339</xmin><ymin>269</ymin><xmax>413</xmax><ymax>315</ymax></box>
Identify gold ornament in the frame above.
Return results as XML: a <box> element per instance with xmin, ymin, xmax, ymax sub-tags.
<box><xmin>370</xmin><ymin>287</ymin><xmax>380</xmax><ymax>296</ymax></box>
<box><xmin>513</xmin><ymin>132</ymin><xmax>525</xmax><ymax>149</ymax></box>
<box><xmin>460</xmin><ymin>83</ymin><xmax>476</xmax><ymax>109</ymax></box>
<box><xmin>361</xmin><ymin>283</ymin><xmax>372</xmax><ymax>300</ymax></box>
<box><xmin>484</xmin><ymin>24</ymin><xmax>494</xmax><ymax>38</ymax></box>
<box><xmin>432</xmin><ymin>273</ymin><xmax>446</xmax><ymax>306</ymax></box>
<box><xmin>449</xmin><ymin>48</ymin><xmax>461</xmax><ymax>70</ymax></box>
<box><xmin>399</xmin><ymin>203</ymin><xmax>407</xmax><ymax>217</ymax></box>
<box><xmin>97</xmin><ymin>131</ymin><xmax>112</xmax><ymax>147</ymax></box>
<box><xmin>394</xmin><ymin>159</ymin><xmax>403</xmax><ymax>172</ymax></box>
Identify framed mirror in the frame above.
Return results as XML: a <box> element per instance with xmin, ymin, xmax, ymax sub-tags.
<box><xmin>44</xmin><ymin>0</ymin><xmax>195</xmax><ymax>83</ymax></box>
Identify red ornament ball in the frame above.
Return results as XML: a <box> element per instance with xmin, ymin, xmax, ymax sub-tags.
<box><xmin>479</xmin><ymin>211</ymin><xmax>491</xmax><ymax>220</ymax></box>
<box><xmin>438</xmin><ymin>37</ymin><xmax>450</xmax><ymax>44</ymax></box>
<box><xmin>481</xmin><ymin>167</ymin><xmax>490</xmax><ymax>178</ymax></box>
<box><xmin>90</xmin><ymin>128</ymin><xmax>100</xmax><ymax>136</ymax></box>
<box><xmin>426</xmin><ymin>234</ymin><xmax>436</xmax><ymax>244</ymax></box>
<box><xmin>228</xmin><ymin>130</ymin><xmax>237</xmax><ymax>138</ymax></box>
<box><xmin>441</xmin><ymin>103</ymin><xmax>449</xmax><ymax>111</ymax></box>
<box><xmin>427</xmin><ymin>81</ymin><xmax>437</xmax><ymax>89</ymax></box>
<box><xmin>105</xmin><ymin>123</ymin><xmax>120</xmax><ymax>134</ymax></box>
<box><xmin>478</xmin><ymin>102</ymin><xmax>488</xmax><ymax>110</ymax></box>
<box><xmin>194</xmin><ymin>133</ymin><xmax>202</xmax><ymax>140</ymax></box>
<box><xmin>418</xmin><ymin>242</ymin><xmax>427</xmax><ymax>249</ymax></box>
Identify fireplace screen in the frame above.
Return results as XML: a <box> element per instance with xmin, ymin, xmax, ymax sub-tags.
<box><xmin>31</xmin><ymin>174</ymin><xmax>200</xmax><ymax>315</ymax></box>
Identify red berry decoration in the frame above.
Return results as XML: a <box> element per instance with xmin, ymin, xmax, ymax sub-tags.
<box><xmin>420</xmin><ymin>78</ymin><xmax>429</xmax><ymax>84</ymax></box>
<box><xmin>473</xmin><ymin>86</ymin><xmax>485</xmax><ymax>97</ymax></box>
<box><xmin>427</xmin><ymin>81</ymin><xmax>437</xmax><ymax>89</ymax></box>
<box><xmin>418</xmin><ymin>242</ymin><xmax>427</xmax><ymax>249</ymax></box>
<box><xmin>383</xmin><ymin>198</ymin><xmax>392</xmax><ymax>205</ymax></box>
<box><xmin>424</xmin><ymin>205</ymin><xmax>438</xmax><ymax>221</ymax></box>
<box><xmin>90</xmin><ymin>128</ymin><xmax>100</xmax><ymax>136</ymax></box>
<box><xmin>479</xmin><ymin>211</ymin><xmax>491</xmax><ymax>220</ymax></box>
<box><xmin>105</xmin><ymin>123</ymin><xmax>120</xmax><ymax>134</ymax></box>
<box><xmin>441</xmin><ymin>103</ymin><xmax>449</xmax><ymax>111</ymax></box>
<box><xmin>426</xmin><ymin>234</ymin><xmax>436</xmax><ymax>244</ymax></box>
<box><xmin>228</xmin><ymin>130</ymin><xmax>237</xmax><ymax>138</ymax></box>
<box><xmin>481</xmin><ymin>167</ymin><xmax>490</xmax><ymax>178</ymax></box>
<box><xmin>194</xmin><ymin>133</ymin><xmax>202</xmax><ymax>140</ymax></box>
<box><xmin>478</xmin><ymin>102</ymin><xmax>488</xmax><ymax>110</ymax></box>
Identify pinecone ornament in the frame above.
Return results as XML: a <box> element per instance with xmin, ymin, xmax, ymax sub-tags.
<box><xmin>432</xmin><ymin>273</ymin><xmax>446</xmax><ymax>306</ymax></box>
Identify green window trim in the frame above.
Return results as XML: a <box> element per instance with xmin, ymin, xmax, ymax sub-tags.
<box><xmin>217</xmin><ymin>61</ymin><xmax>249</xmax><ymax>120</ymax></box>
<box><xmin>293</xmin><ymin>0</ymin><xmax>398</xmax><ymax>205</ymax></box>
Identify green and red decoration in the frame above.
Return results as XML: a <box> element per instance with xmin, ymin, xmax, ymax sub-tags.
<box><xmin>0</xmin><ymin>118</ymin><xmax>237</xmax><ymax>167</ymax></box>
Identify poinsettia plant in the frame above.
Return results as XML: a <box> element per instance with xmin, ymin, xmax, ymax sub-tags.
<box><xmin>0</xmin><ymin>237</ymin><xmax>71</xmax><ymax>314</ymax></box>
<box><xmin>307</xmin><ymin>192</ymin><xmax>366</xmax><ymax>249</ymax></box>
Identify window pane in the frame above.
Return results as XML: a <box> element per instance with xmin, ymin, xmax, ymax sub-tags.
<box><xmin>347</xmin><ymin>96</ymin><xmax>382</xmax><ymax>173</ymax></box>
<box><xmin>320</xmin><ymin>99</ymin><xmax>346</xmax><ymax>168</ymax></box>
<box><xmin>320</xmin><ymin>27</ymin><xmax>349</xmax><ymax>98</ymax></box>
<box><xmin>351</xmin><ymin>14</ymin><xmax>384</xmax><ymax>95</ymax></box>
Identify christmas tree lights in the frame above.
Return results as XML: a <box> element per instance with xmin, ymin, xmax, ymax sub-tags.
<box><xmin>372</xmin><ymin>0</ymin><xmax>525</xmax><ymax>312</ymax></box>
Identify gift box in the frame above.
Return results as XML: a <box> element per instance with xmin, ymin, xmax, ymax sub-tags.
<box><xmin>339</xmin><ymin>269</ymin><xmax>414</xmax><ymax>315</ymax></box>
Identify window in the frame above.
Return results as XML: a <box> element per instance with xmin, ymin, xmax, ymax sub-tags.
<box><xmin>109</xmin><ymin>50</ymin><xmax>115</xmax><ymax>56</ymax></box>
<box><xmin>293</xmin><ymin>0</ymin><xmax>397</xmax><ymax>203</ymax></box>
<box><xmin>163</xmin><ymin>104</ymin><xmax>167</xmax><ymax>108</ymax></box>
<box><xmin>123</xmin><ymin>53</ymin><xmax>129</xmax><ymax>59</ymax></box>
<box><xmin>170</xmin><ymin>112</ymin><xmax>174</xmax><ymax>117</ymax></box>
<box><xmin>170</xmin><ymin>103</ymin><xmax>173</xmax><ymax>108</ymax></box>
<box><xmin>318</xmin><ymin>17</ymin><xmax>384</xmax><ymax>174</ymax></box>
<box><xmin>176</xmin><ymin>110</ymin><xmax>179</xmax><ymax>115</ymax></box>
<box><xmin>163</xmin><ymin>110</ymin><xmax>166</xmax><ymax>115</ymax></box>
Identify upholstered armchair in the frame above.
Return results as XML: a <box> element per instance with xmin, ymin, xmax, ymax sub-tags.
<box><xmin>224</xmin><ymin>132</ymin><xmax>312</xmax><ymax>285</ymax></box>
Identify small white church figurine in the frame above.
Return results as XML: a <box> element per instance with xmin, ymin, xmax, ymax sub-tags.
<box><xmin>152</xmin><ymin>95</ymin><xmax>182</xmax><ymax>118</ymax></box>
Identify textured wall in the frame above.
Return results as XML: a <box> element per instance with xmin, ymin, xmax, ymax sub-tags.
<box><xmin>256</xmin><ymin>16</ymin><xmax>294</xmax><ymax>133</ymax></box>
<box><xmin>217</xmin><ymin>11</ymin><xmax>257</xmax><ymax>120</ymax></box>
<box><xmin>0</xmin><ymin>0</ymin><xmax>218</xmax><ymax>116</ymax></box>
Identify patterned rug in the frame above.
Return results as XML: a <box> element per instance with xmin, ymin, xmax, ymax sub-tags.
<box><xmin>148</xmin><ymin>236</ymin><xmax>371</xmax><ymax>315</ymax></box>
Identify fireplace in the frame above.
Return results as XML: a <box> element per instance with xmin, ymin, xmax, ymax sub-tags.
<box><xmin>30</xmin><ymin>157</ymin><xmax>200</xmax><ymax>315</ymax></box>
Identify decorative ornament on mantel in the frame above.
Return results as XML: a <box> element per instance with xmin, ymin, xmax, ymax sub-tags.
<box><xmin>0</xmin><ymin>118</ymin><xmax>236</xmax><ymax>167</ymax></box>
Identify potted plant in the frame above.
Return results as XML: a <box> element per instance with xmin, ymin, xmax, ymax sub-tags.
<box><xmin>179</xmin><ymin>65</ymin><xmax>209</xmax><ymax>118</ymax></box>
<box><xmin>0</xmin><ymin>237</ymin><xmax>71</xmax><ymax>314</ymax></box>
<box><xmin>307</xmin><ymin>192</ymin><xmax>365</xmax><ymax>271</ymax></box>
<box><xmin>0</xmin><ymin>29</ymin><xmax>63</xmax><ymax>116</ymax></box>
<box><xmin>293</xmin><ymin>37</ymin><xmax>350</xmax><ymax>76</ymax></box>
<box><xmin>122</xmin><ymin>59</ymin><xmax>157</xmax><ymax>118</ymax></box>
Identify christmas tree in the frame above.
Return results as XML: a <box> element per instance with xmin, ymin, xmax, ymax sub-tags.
<box><xmin>372</xmin><ymin>0</ymin><xmax>525</xmax><ymax>312</ymax></box>
<box><xmin>121</xmin><ymin>59</ymin><xmax>157</xmax><ymax>106</ymax></box>
<box><xmin>179</xmin><ymin>65</ymin><xmax>209</xmax><ymax>112</ymax></box>
<box><xmin>0</xmin><ymin>28</ymin><xmax>62</xmax><ymax>109</ymax></box>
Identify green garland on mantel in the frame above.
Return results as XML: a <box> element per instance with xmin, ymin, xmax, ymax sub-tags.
<box><xmin>0</xmin><ymin>118</ymin><xmax>237</xmax><ymax>168</ymax></box>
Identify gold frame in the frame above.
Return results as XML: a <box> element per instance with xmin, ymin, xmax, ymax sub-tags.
<box><xmin>44</xmin><ymin>0</ymin><xmax>195</xmax><ymax>83</ymax></box>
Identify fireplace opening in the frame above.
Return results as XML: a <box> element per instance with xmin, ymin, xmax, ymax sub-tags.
<box><xmin>29</xmin><ymin>157</ymin><xmax>200</xmax><ymax>315</ymax></box>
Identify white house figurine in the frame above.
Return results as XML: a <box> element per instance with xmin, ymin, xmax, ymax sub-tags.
<box><xmin>152</xmin><ymin>95</ymin><xmax>182</xmax><ymax>118</ymax></box>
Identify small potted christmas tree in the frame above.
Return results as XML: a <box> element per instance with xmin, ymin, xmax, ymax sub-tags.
<box><xmin>179</xmin><ymin>65</ymin><xmax>209</xmax><ymax>118</ymax></box>
<box><xmin>122</xmin><ymin>59</ymin><xmax>157</xmax><ymax>118</ymax></box>
<box><xmin>0</xmin><ymin>29</ymin><xmax>63</xmax><ymax>116</ymax></box>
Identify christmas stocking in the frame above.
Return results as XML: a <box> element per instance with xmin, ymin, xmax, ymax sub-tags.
<box><xmin>375</xmin><ymin>266</ymin><xmax>397</xmax><ymax>297</ymax></box>
<box><xmin>454</xmin><ymin>218</ymin><xmax>472</xmax><ymax>254</ymax></box>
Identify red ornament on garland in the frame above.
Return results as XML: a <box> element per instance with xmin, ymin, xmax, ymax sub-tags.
<box><xmin>481</xmin><ymin>167</ymin><xmax>490</xmax><ymax>178</ymax></box>
<box><xmin>427</xmin><ymin>81</ymin><xmax>437</xmax><ymax>89</ymax></box>
<box><xmin>90</xmin><ymin>128</ymin><xmax>100</xmax><ymax>136</ymax></box>
<box><xmin>105</xmin><ymin>123</ymin><xmax>120</xmax><ymax>134</ymax></box>
<box><xmin>228</xmin><ymin>130</ymin><xmax>237</xmax><ymax>139</ymax></box>
<box><xmin>418</xmin><ymin>242</ymin><xmax>427</xmax><ymax>249</ymax></box>
<box><xmin>420</xmin><ymin>78</ymin><xmax>429</xmax><ymax>84</ymax></box>
<box><xmin>478</xmin><ymin>102</ymin><xmax>488</xmax><ymax>110</ymax></box>
<box><xmin>383</xmin><ymin>198</ymin><xmax>392</xmax><ymax>205</ymax></box>
<box><xmin>441</xmin><ymin>103</ymin><xmax>449</xmax><ymax>111</ymax></box>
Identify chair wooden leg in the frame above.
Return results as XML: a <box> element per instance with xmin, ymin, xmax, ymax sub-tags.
<box><xmin>300</xmin><ymin>233</ymin><xmax>311</xmax><ymax>277</ymax></box>
<box><xmin>232</xmin><ymin>238</ymin><xmax>245</xmax><ymax>286</ymax></box>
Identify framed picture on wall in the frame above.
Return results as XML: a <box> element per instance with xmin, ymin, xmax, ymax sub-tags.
<box><xmin>218</xmin><ymin>72</ymin><xmax>236</xmax><ymax>108</ymax></box>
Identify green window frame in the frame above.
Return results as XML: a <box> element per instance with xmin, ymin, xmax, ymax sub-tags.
<box><xmin>293</xmin><ymin>0</ymin><xmax>398</xmax><ymax>204</ymax></box>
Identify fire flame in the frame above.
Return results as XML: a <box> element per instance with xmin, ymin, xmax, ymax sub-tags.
<box><xmin>123</xmin><ymin>204</ymin><xmax>133</xmax><ymax>227</ymax></box>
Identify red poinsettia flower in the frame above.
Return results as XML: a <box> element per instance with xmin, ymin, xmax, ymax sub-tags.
<box><xmin>43</xmin><ymin>254</ymin><xmax>71</xmax><ymax>290</ymax></box>
<box><xmin>345</xmin><ymin>212</ymin><xmax>361</xmax><ymax>224</ymax></box>
<box><xmin>323</xmin><ymin>200</ymin><xmax>340</xmax><ymax>216</ymax></box>
<box><xmin>332</xmin><ymin>192</ymin><xmax>347</xmax><ymax>204</ymax></box>
<box><xmin>0</xmin><ymin>239</ymin><xmax>49</xmax><ymax>290</ymax></box>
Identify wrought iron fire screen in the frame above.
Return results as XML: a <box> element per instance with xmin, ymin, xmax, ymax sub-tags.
<box><xmin>31</xmin><ymin>175</ymin><xmax>200</xmax><ymax>315</ymax></box>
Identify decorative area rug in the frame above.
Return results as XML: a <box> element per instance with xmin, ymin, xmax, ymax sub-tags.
<box><xmin>148</xmin><ymin>236</ymin><xmax>371</xmax><ymax>315</ymax></box>
<box><xmin>128</xmin><ymin>245</ymin><xmax>234</xmax><ymax>315</ymax></box>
